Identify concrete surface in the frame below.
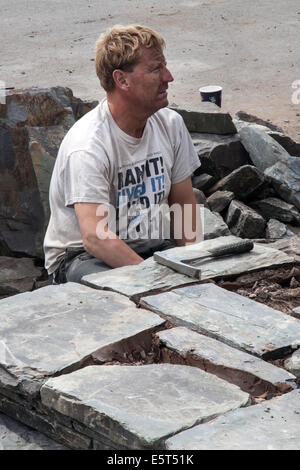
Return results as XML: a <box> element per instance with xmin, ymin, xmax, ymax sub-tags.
<box><xmin>1</xmin><ymin>0</ymin><xmax>300</xmax><ymax>140</ymax></box>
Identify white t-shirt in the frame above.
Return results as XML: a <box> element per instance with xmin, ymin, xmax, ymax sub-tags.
<box><xmin>44</xmin><ymin>99</ymin><xmax>200</xmax><ymax>274</ymax></box>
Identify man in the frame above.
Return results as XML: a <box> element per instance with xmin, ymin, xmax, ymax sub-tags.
<box><xmin>44</xmin><ymin>25</ymin><xmax>202</xmax><ymax>284</ymax></box>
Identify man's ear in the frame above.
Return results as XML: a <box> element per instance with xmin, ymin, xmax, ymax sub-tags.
<box><xmin>112</xmin><ymin>69</ymin><xmax>129</xmax><ymax>90</ymax></box>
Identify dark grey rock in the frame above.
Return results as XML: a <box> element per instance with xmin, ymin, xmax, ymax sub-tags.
<box><xmin>170</xmin><ymin>102</ymin><xmax>237</xmax><ymax>135</ymax></box>
<box><xmin>207</xmin><ymin>190</ymin><xmax>234</xmax><ymax>212</ymax></box>
<box><xmin>239</xmin><ymin>126</ymin><xmax>300</xmax><ymax>210</ymax></box>
<box><xmin>166</xmin><ymin>389</ymin><xmax>300</xmax><ymax>450</ymax></box>
<box><xmin>192</xmin><ymin>173</ymin><xmax>215</xmax><ymax>191</ymax></box>
<box><xmin>0</xmin><ymin>256</ymin><xmax>43</xmax><ymax>298</ymax></box>
<box><xmin>250</xmin><ymin>197</ymin><xmax>300</xmax><ymax>225</ymax></box>
<box><xmin>207</xmin><ymin>165</ymin><xmax>265</xmax><ymax>200</ymax></box>
<box><xmin>268</xmin><ymin>131</ymin><xmax>300</xmax><ymax>158</ymax></box>
<box><xmin>191</xmin><ymin>132</ymin><xmax>250</xmax><ymax>179</ymax></box>
<box><xmin>226</xmin><ymin>200</ymin><xmax>266</xmax><ymax>238</ymax></box>
<box><xmin>235</xmin><ymin>110</ymin><xmax>284</xmax><ymax>133</ymax></box>
<box><xmin>192</xmin><ymin>188</ymin><xmax>207</xmax><ymax>206</ymax></box>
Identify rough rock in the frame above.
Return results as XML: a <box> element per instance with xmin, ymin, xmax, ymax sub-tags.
<box><xmin>41</xmin><ymin>364</ymin><xmax>250</xmax><ymax>449</ymax></box>
<box><xmin>235</xmin><ymin>110</ymin><xmax>284</xmax><ymax>133</ymax></box>
<box><xmin>192</xmin><ymin>173</ymin><xmax>216</xmax><ymax>191</ymax></box>
<box><xmin>250</xmin><ymin>197</ymin><xmax>300</xmax><ymax>225</ymax></box>
<box><xmin>191</xmin><ymin>132</ymin><xmax>250</xmax><ymax>179</ymax></box>
<box><xmin>192</xmin><ymin>188</ymin><xmax>207</xmax><ymax>206</ymax></box>
<box><xmin>239</xmin><ymin>126</ymin><xmax>300</xmax><ymax>210</ymax></box>
<box><xmin>264</xmin><ymin>237</ymin><xmax>300</xmax><ymax>263</ymax></box>
<box><xmin>166</xmin><ymin>389</ymin><xmax>300</xmax><ymax>450</ymax></box>
<box><xmin>226</xmin><ymin>200</ymin><xmax>266</xmax><ymax>238</ymax></box>
<box><xmin>265</xmin><ymin>219</ymin><xmax>297</xmax><ymax>240</ymax></box>
<box><xmin>0</xmin><ymin>256</ymin><xmax>43</xmax><ymax>298</ymax></box>
<box><xmin>0</xmin><ymin>87</ymin><xmax>97</xmax><ymax>258</ymax></box>
<box><xmin>207</xmin><ymin>190</ymin><xmax>234</xmax><ymax>213</ymax></box>
<box><xmin>157</xmin><ymin>327</ymin><xmax>297</xmax><ymax>395</ymax></box>
<box><xmin>169</xmin><ymin>102</ymin><xmax>237</xmax><ymax>135</ymax></box>
<box><xmin>207</xmin><ymin>165</ymin><xmax>265</xmax><ymax>200</ymax></box>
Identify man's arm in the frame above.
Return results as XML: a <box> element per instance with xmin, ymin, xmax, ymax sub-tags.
<box><xmin>168</xmin><ymin>176</ymin><xmax>203</xmax><ymax>246</ymax></box>
<box><xmin>74</xmin><ymin>202</ymin><xmax>144</xmax><ymax>267</ymax></box>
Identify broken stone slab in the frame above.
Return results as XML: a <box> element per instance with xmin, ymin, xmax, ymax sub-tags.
<box><xmin>169</xmin><ymin>102</ymin><xmax>237</xmax><ymax>135</ymax></box>
<box><xmin>207</xmin><ymin>165</ymin><xmax>265</xmax><ymax>200</ymax></box>
<box><xmin>235</xmin><ymin>110</ymin><xmax>284</xmax><ymax>133</ymax></box>
<box><xmin>250</xmin><ymin>197</ymin><xmax>300</xmax><ymax>226</ymax></box>
<box><xmin>0</xmin><ymin>412</ymin><xmax>67</xmax><ymax>450</ymax></box>
<box><xmin>156</xmin><ymin>327</ymin><xmax>297</xmax><ymax>395</ymax></box>
<box><xmin>226</xmin><ymin>200</ymin><xmax>266</xmax><ymax>238</ymax></box>
<box><xmin>284</xmin><ymin>350</ymin><xmax>300</xmax><ymax>378</ymax></box>
<box><xmin>166</xmin><ymin>389</ymin><xmax>300</xmax><ymax>450</ymax></box>
<box><xmin>140</xmin><ymin>282</ymin><xmax>300</xmax><ymax>359</ymax></box>
<box><xmin>82</xmin><ymin>235</ymin><xmax>295</xmax><ymax>299</ymax></box>
<box><xmin>207</xmin><ymin>190</ymin><xmax>234</xmax><ymax>213</ymax></box>
<box><xmin>265</xmin><ymin>219</ymin><xmax>297</xmax><ymax>240</ymax></box>
<box><xmin>191</xmin><ymin>132</ymin><xmax>250</xmax><ymax>179</ymax></box>
<box><xmin>239</xmin><ymin>126</ymin><xmax>300</xmax><ymax>210</ymax></box>
<box><xmin>0</xmin><ymin>282</ymin><xmax>164</xmax><ymax>390</ymax></box>
<box><xmin>262</xmin><ymin>237</ymin><xmax>300</xmax><ymax>263</ymax></box>
<box><xmin>0</xmin><ymin>256</ymin><xmax>43</xmax><ymax>298</ymax></box>
<box><xmin>41</xmin><ymin>364</ymin><xmax>250</xmax><ymax>450</ymax></box>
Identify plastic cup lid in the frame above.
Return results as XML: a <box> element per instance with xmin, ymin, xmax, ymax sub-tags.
<box><xmin>199</xmin><ymin>85</ymin><xmax>222</xmax><ymax>93</ymax></box>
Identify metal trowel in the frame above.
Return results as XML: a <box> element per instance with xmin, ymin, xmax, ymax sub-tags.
<box><xmin>153</xmin><ymin>239</ymin><xmax>254</xmax><ymax>279</ymax></box>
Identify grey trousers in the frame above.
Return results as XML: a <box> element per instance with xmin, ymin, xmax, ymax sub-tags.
<box><xmin>50</xmin><ymin>241</ymin><xmax>175</xmax><ymax>285</ymax></box>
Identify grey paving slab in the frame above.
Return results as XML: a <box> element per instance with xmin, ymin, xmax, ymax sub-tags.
<box><xmin>157</xmin><ymin>327</ymin><xmax>297</xmax><ymax>394</ymax></box>
<box><xmin>165</xmin><ymin>389</ymin><xmax>300</xmax><ymax>450</ymax></box>
<box><xmin>0</xmin><ymin>412</ymin><xmax>67</xmax><ymax>450</ymax></box>
<box><xmin>141</xmin><ymin>283</ymin><xmax>300</xmax><ymax>359</ymax></box>
<box><xmin>41</xmin><ymin>364</ymin><xmax>250</xmax><ymax>450</ymax></box>
<box><xmin>82</xmin><ymin>235</ymin><xmax>294</xmax><ymax>299</ymax></box>
<box><xmin>0</xmin><ymin>282</ymin><xmax>164</xmax><ymax>382</ymax></box>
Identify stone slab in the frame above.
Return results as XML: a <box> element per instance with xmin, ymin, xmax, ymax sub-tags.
<box><xmin>0</xmin><ymin>412</ymin><xmax>67</xmax><ymax>450</ymax></box>
<box><xmin>157</xmin><ymin>327</ymin><xmax>297</xmax><ymax>393</ymax></box>
<box><xmin>0</xmin><ymin>282</ymin><xmax>164</xmax><ymax>382</ymax></box>
<box><xmin>82</xmin><ymin>235</ymin><xmax>295</xmax><ymax>299</ymax></box>
<box><xmin>41</xmin><ymin>364</ymin><xmax>250</xmax><ymax>450</ymax></box>
<box><xmin>165</xmin><ymin>389</ymin><xmax>300</xmax><ymax>450</ymax></box>
<box><xmin>140</xmin><ymin>283</ymin><xmax>300</xmax><ymax>359</ymax></box>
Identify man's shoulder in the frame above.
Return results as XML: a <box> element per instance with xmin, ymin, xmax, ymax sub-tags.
<box><xmin>154</xmin><ymin>106</ymin><xmax>183</xmax><ymax>124</ymax></box>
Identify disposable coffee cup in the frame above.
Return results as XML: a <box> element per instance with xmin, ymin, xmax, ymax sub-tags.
<box><xmin>199</xmin><ymin>85</ymin><xmax>222</xmax><ymax>107</ymax></box>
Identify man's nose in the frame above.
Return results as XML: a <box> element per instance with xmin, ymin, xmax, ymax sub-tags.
<box><xmin>162</xmin><ymin>66</ymin><xmax>174</xmax><ymax>83</ymax></box>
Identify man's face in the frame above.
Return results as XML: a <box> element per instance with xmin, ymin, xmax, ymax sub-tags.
<box><xmin>125</xmin><ymin>47</ymin><xmax>174</xmax><ymax>116</ymax></box>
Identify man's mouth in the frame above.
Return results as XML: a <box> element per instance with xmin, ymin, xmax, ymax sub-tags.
<box><xmin>158</xmin><ymin>89</ymin><xmax>168</xmax><ymax>98</ymax></box>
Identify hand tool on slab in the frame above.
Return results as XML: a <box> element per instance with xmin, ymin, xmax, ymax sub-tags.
<box><xmin>153</xmin><ymin>239</ymin><xmax>254</xmax><ymax>279</ymax></box>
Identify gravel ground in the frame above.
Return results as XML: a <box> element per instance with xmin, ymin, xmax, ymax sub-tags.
<box><xmin>1</xmin><ymin>0</ymin><xmax>300</xmax><ymax>140</ymax></box>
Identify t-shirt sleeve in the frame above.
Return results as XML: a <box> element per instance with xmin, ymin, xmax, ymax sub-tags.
<box><xmin>171</xmin><ymin>115</ymin><xmax>201</xmax><ymax>184</ymax></box>
<box><xmin>63</xmin><ymin>149</ymin><xmax>111</xmax><ymax>207</ymax></box>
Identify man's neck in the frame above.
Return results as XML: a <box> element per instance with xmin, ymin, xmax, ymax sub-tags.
<box><xmin>107</xmin><ymin>94</ymin><xmax>148</xmax><ymax>139</ymax></box>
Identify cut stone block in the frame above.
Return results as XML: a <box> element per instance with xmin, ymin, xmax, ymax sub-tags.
<box><xmin>157</xmin><ymin>327</ymin><xmax>297</xmax><ymax>395</ymax></box>
<box><xmin>0</xmin><ymin>282</ymin><xmax>164</xmax><ymax>388</ymax></box>
<box><xmin>82</xmin><ymin>235</ymin><xmax>295</xmax><ymax>299</ymax></box>
<box><xmin>140</xmin><ymin>283</ymin><xmax>300</xmax><ymax>359</ymax></box>
<box><xmin>0</xmin><ymin>412</ymin><xmax>67</xmax><ymax>450</ymax></box>
<box><xmin>166</xmin><ymin>389</ymin><xmax>300</xmax><ymax>450</ymax></box>
<box><xmin>41</xmin><ymin>364</ymin><xmax>250</xmax><ymax>450</ymax></box>
<box><xmin>169</xmin><ymin>102</ymin><xmax>237</xmax><ymax>135</ymax></box>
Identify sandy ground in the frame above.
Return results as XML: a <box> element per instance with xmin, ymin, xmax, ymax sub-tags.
<box><xmin>1</xmin><ymin>0</ymin><xmax>300</xmax><ymax>141</ymax></box>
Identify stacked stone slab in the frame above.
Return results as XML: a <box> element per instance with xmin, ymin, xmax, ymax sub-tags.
<box><xmin>171</xmin><ymin>103</ymin><xmax>300</xmax><ymax>242</ymax></box>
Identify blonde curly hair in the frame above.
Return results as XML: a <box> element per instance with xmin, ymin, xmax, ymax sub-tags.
<box><xmin>95</xmin><ymin>25</ymin><xmax>165</xmax><ymax>92</ymax></box>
